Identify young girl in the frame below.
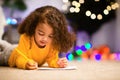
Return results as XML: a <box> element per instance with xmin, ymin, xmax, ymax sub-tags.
<box><xmin>1</xmin><ymin>5</ymin><xmax>75</xmax><ymax>70</ymax></box>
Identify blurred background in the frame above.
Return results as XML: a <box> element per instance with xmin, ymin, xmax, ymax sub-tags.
<box><xmin>0</xmin><ymin>0</ymin><xmax>120</xmax><ymax>61</ymax></box>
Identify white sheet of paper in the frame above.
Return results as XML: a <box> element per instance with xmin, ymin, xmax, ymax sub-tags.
<box><xmin>38</xmin><ymin>66</ymin><xmax>77</xmax><ymax>70</ymax></box>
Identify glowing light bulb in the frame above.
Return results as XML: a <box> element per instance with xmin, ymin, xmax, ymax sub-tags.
<box><xmin>95</xmin><ymin>54</ymin><xmax>101</xmax><ymax>61</ymax></box>
<box><xmin>103</xmin><ymin>9</ymin><xmax>109</xmax><ymax>15</ymax></box>
<box><xmin>97</xmin><ymin>14</ymin><xmax>103</xmax><ymax>20</ymax></box>
<box><xmin>76</xmin><ymin>49</ymin><xmax>83</xmax><ymax>55</ymax></box>
<box><xmin>66</xmin><ymin>53</ymin><xmax>74</xmax><ymax>61</ymax></box>
<box><xmin>85</xmin><ymin>10</ymin><xmax>91</xmax><ymax>16</ymax></box>
<box><xmin>69</xmin><ymin>7</ymin><xmax>75</xmax><ymax>13</ymax></box>
<box><xmin>75</xmin><ymin>7</ymin><xmax>80</xmax><ymax>13</ymax></box>
<box><xmin>84</xmin><ymin>42</ymin><xmax>92</xmax><ymax>49</ymax></box>
<box><xmin>90</xmin><ymin>14</ymin><xmax>96</xmax><ymax>19</ymax></box>
<box><xmin>107</xmin><ymin>5</ymin><xmax>112</xmax><ymax>11</ymax></box>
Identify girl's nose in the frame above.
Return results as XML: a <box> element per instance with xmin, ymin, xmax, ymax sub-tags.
<box><xmin>42</xmin><ymin>36</ymin><xmax>48</xmax><ymax>41</ymax></box>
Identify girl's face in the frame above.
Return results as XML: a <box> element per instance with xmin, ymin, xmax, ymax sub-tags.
<box><xmin>34</xmin><ymin>23</ymin><xmax>54</xmax><ymax>48</ymax></box>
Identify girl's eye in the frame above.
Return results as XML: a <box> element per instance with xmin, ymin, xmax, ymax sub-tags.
<box><xmin>49</xmin><ymin>35</ymin><xmax>53</xmax><ymax>38</ymax></box>
<box><xmin>38</xmin><ymin>32</ymin><xmax>44</xmax><ymax>36</ymax></box>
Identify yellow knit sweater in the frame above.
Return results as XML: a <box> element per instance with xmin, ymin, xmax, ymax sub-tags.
<box><xmin>8</xmin><ymin>34</ymin><xmax>59</xmax><ymax>69</ymax></box>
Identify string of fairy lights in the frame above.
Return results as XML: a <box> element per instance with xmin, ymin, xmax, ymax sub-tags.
<box><xmin>61</xmin><ymin>0</ymin><xmax>120</xmax><ymax>61</ymax></box>
<box><xmin>62</xmin><ymin>0</ymin><xmax>119</xmax><ymax>20</ymax></box>
<box><xmin>66</xmin><ymin>42</ymin><xmax>120</xmax><ymax>61</ymax></box>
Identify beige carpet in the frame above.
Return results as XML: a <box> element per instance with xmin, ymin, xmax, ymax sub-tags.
<box><xmin>0</xmin><ymin>60</ymin><xmax>120</xmax><ymax>80</ymax></box>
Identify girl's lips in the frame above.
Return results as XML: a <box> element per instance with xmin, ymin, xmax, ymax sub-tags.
<box><xmin>38</xmin><ymin>45</ymin><xmax>46</xmax><ymax>48</ymax></box>
<box><xmin>40</xmin><ymin>41</ymin><xmax>46</xmax><ymax>46</ymax></box>
<box><xmin>38</xmin><ymin>41</ymin><xmax>46</xmax><ymax>48</ymax></box>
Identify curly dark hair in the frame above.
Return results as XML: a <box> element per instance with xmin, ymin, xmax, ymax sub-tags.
<box><xmin>18</xmin><ymin>5</ymin><xmax>76</xmax><ymax>53</ymax></box>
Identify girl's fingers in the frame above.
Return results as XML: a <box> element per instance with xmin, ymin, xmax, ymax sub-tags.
<box><xmin>57</xmin><ymin>58</ymin><xmax>68</xmax><ymax>68</ymax></box>
<box><xmin>61</xmin><ymin>58</ymin><xmax>68</xmax><ymax>64</ymax></box>
<box><xmin>26</xmin><ymin>61</ymin><xmax>38</xmax><ymax>70</ymax></box>
<box><xmin>27</xmin><ymin>65</ymin><xmax>37</xmax><ymax>70</ymax></box>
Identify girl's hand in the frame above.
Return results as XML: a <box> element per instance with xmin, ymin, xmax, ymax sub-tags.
<box><xmin>25</xmin><ymin>60</ymin><xmax>38</xmax><ymax>70</ymax></box>
<box><xmin>57</xmin><ymin>57</ymin><xmax>68</xmax><ymax>68</ymax></box>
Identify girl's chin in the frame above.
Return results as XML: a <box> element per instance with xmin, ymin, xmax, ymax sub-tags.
<box><xmin>38</xmin><ymin>45</ymin><xmax>46</xmax><ymax>48</ymax></box>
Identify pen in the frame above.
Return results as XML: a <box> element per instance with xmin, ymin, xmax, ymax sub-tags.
<box><xmin>15</xmin><ymin>48</ymin><xmax>38</xmax><ymax>69</ymax></box>
<box><xmin>15</xmin><ymin>48</ymin><xmax>29</xmax><ymax>60</ymax></box>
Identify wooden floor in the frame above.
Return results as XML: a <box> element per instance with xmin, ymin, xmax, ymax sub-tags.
<box><xmin>0</xmin><ymin>60</ymin><xmax>120</xmax><ymax>80</ymax></box>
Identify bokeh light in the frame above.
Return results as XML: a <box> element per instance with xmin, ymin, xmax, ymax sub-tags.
<box><xmin>95</xmin><ymin>54</ymin><xmax>101</xmax><ymax>61</ymax></box>
<box><xmin>6</xmin><ymin>18</ymin><xmax>17</xmax><ymax>25</ymax></box>
<box><xmin>84</xmin><ymin>42</ymin><xmax>92</xmax><ymax>49</ymax></box>
<box><xmin>81</xmin><ymin>45</ymin><xmax>87</xmax><ymax>51</ymax></box>
<box><xmin>76</xmin><ymin>49</ymin><xmax>83</xmax><ymax>55</ymax></box>
<box><xmin>66</xmin><ymin>53</ymin><xmax>74</xmax><ymax>61</ymax></box>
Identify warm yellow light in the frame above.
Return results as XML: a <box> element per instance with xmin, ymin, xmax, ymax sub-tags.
<box><xmin>79</xmin><ymin>0</ymin><xmax>84</xmax><ymax>4</ymax></box>
<box><xmin>69</xmin><ymin>7</ymin><xmax>75</xmax><ymax>13</ymax></box>
<box><xmin>69</xmin><ymin>0</ymin><xmax>119</xmax><ymax>20</ymax></box>
<box><xmin>103</xmin><ymin>9</ymin><xmax>109</xmax><ymax>15</ymax></box>
<box><xmin>106</xmin><ymin>5</ymin><xmax>111</xmax><ymax>11</ymax></box>
<box><xmin>75</xmin><ymin>7</ymin><xmax>80</xmax><ymax>13</ymax></box>
<box><xmin>85</xmin><ymin>10</ymin><xmax>91</xmax><ymax>16</ymax></box>
<box><xmin>76</xmin><ymin>3</ymin><xmax>81</xmax><ymax>8</ymax></box>
<box><xmin>111</xmin><ymin>3</ymin><xmax>119</xmax><ymax>10</ymax></box>
<box><xmin>72</xmin><ymin>1</ymin><xmax>78</xmax><ymax>6</ymax></box>
<box><xmin>111</xmin><ymin>4</ymin><xmax>116</xmax><ymax>10</ymax></box>
<box><xmin>114</xmin><ymin>3</ymin><xmax>119</xmax><ymax>8</ymax></box>
<box><xmin>97</xmin><ymin>14</ymin><xmax>103</xmax><ymax>20</ymax></box>
<box><xmin>90</xmin><ymin>14</ymin><xmax>96</xmax><ymax>19</ymax></box>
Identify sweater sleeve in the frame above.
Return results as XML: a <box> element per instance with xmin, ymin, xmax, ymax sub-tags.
<box><xmin>8</xmin><ymin>34</ymin><xmax>34</xmax><ymax>69</ymax></box>
<box><xmin>46</xmin><ymin>49</ymin><xmax>60</xmax><ymax>68</ymax></box>
<box><xmin>15</xmin><ymin>54</ymin><xmax>34</xmax><ymax>69</ymax></box>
